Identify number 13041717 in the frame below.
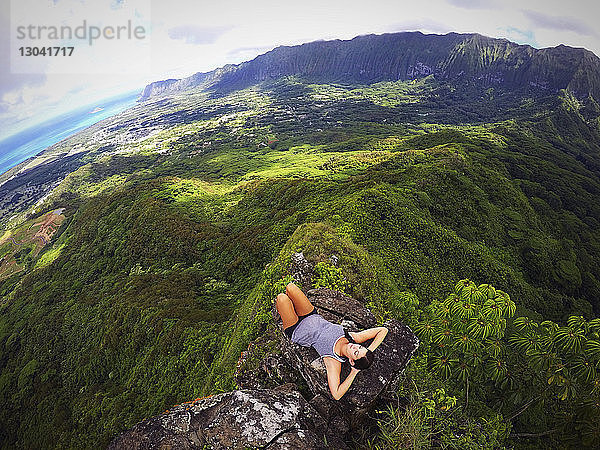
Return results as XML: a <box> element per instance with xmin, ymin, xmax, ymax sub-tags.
<box><xmin>19</xmin><ymin>47</ymin><xmax>74</xmax><ymax>56</ymax></box>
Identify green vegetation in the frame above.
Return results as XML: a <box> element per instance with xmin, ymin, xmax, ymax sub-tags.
<box><xmin>313</xmin><ymin>261</ymin><xmax>349</xmax><ymax>292</ymax></box>
<box><xmin>387</xmin><ymin>280</ymin><xmax>599</xmax><ymax>448</ymax></box>
<box><xmin>0</xmin><ymin>212</ymin><xmax>65</xmax><ymax>278</ymax></box>
<box><xmin>0</xmin><ymin>75</ymin><xmax>599</xmax><ymax>448</ymax></box>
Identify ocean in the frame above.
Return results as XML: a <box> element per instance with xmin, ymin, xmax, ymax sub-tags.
<box><xmin>0</xmin><ymin>90</ymin><xmax>140</xmax><ymax>176</ymax></box>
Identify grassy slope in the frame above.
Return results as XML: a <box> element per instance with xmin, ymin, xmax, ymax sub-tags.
<box><xmin>0</xmin><ymin>78</ymin><xmax>599</xmax><ymax>447</ymax></box>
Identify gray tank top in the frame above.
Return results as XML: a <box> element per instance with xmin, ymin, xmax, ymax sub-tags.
<box><xmin>291</xmin><ymin>313</ymin><xmax>347</xmax><ymax>362</ymax></box>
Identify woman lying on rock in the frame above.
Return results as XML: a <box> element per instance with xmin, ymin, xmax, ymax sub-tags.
<box><xmin>276</xmin><ymin>282</ymin><xmax>388</xmax><ymax>400</ymax></box>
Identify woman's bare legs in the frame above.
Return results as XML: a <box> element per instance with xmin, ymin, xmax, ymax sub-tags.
<box><xmin>276</xmin><ymin>293</ymin><xmax>298</xmax><ymax>329</ymax></box>
<box><xmin>286</xmin><ymin>282</ymin><xmax>315</xmax><ymax>316</ymax></box>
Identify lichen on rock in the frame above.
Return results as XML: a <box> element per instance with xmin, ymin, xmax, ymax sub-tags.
<box><xmin>108</xmin><ymin>389</ymin><xmax>328</xmax><ymax>449</ymax></box>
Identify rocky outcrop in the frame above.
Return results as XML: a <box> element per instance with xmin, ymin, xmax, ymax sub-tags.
<box><xmin>139</xmin><ymin>78</ymin><xmax>179</xmax><ymax>100</ymax></box>
<box><xmin>109</xmin><ymin>252</ymin><xmax>419</xmax><ymax>449</ymax></box>
<box><xmin>139</xmin><ymin>71</ymin><xmax>220</xmax><ymax>100</ymax></box>
<box><xmin>289</xmin><ymin>251</ymin><xmax>315</xmax><ymax>291</ymax></box>
<box><xmin>108</xmin><ymin>388</ymin><xmax>336</xmax><ymax>449</ymax></box>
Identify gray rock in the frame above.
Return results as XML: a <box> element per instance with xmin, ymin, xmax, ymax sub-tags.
<box><xmin>234</xmin><ymin>329</ymin><xmax>299</xmax><ymax>390</ymax></box>
<box><xmin>306</xmin><ymin>287</ymin><xmax>377</xmax><ymax>328</ymax></box>
<box><xmin>278</xmin><ymin>317</ymin><xmax>418</xmax><ymax>410</ymax></box>
<box><xmin>108</xmin><ymin>389</ymin><xmax>328</xmax><ymax>449</ymax></box>
<box><xmin>270</xmin><ymin>287</ymin><xmax>376</xmax><ymax>329</ymax></box>
<box><xmin>289</xmin><ymin>251</ymin><xmax>314</xmax><ymax>290</ymax></box>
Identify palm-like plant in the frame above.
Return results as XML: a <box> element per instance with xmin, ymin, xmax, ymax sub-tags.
<box><xmin>467</xmin><ymin>316</ymin><xmax>496</xmax><ymax>339</ymax></box>
<box><xmin>499</xmin><ymin>370</ymin><xmax>516</xmax><ymax>390</ymax></box>
<box><xmin>495</xmin><ymin>290</ymin><xmax>515</xmax><ymax>318</ymax></box>
<box><xmin>453</xmin><ymin>333</ymin><xmax>477</xmax><ymax>353</ymax></box>
<box><xmin>576</xmin><ymin>397</ymin><xmax>600</xmax><ymax>448</ymax></box>
<box><xmin>512</xmin><ymin>313</ymin><xmax>600</xmax><ymax>410</ymax></box>
<box><xmin>416</xmin><ymin>280</ymin><xmax>515</xmax><ymax>398</ymax></box>
<box><xmin>591</xmin><ymin>377</ymin><xmax>600</xmax><ymax>394</ymax></box>
<box><xmin>589</xmin><ymin>318</ymin><xmax>600</xmax><ymax>335</ymax></box>
<box><xmin>437</xmin><ymin>317</ymin><xmax>451</xmax><ymax>329</ymax></box>
<box><xmin>471</xmin><ymin>289</ymin><xmax>486</xmax><ymax>304</ymax></box>
<box><xmin>539</xmin><ymin>320</ymin><xmax>559</xmax><ymax>347</ymax></box>
<box><xmin>413</xmin><ymin>278</ymin><xmax>600</xmax><ymax>442</ymax></box>
<box><xmin>454</xmin><ymin>279</ymin><xmax>474</xmax><ymax>297</ymax></box>
<box><xmin>568</xmin><ymin>315</ymin><xmax>588</xmax><ymax>331</ymax></box>
<box><xmin>555</xmin><ymin>326</ymin><xmax>585</xmax><ymax>353</ymax></box>
<box><xmin>414</xmin><ymin>319</ymin><xmax>435</xmax><ymax>342</ymax></box>
<box><xmin>485</xmin><ymin>337</ymin><xmax>506</xmax><ymax>358</ymax></box>
<box><xmin>513</xmin><ymin>316</ymin><xmax>538</xmax><ymax>334</ymax></box>
<box><xmin>478</xmin><ymin>283</ymin><xmax>496</xmax><ymax>299</ymax></box>
<box><xmin>452</xmin><ymin>301</ymin><xmax>477</xmax><ymax>319</ymax></box>
<box><xmin>571</xmin><ymin>355</ymin><xmax>597</xmax><ymax>383</ymax></box>
<box><xmin>540</xmin><ymin>320</ymin><xmax>559</xmax><ymax>334</ymax></box>
<box><xmin>482</xmin><ymin>298</ymin><xmax>502</xmax><ymax>320</ymax></box>
<box><xmin>443</xmin><ymin>293</ymin><xmax>462</xmax><ymax>310</ymax></box>
<box><xmin>435</xmin><ymin>301</ymin><xmax>451</xmax><ymax>319</ymax></box>
<box><xmin>486</xmin><ymin>357</ymin><xmax>508</xmax><ymax>382</ymax></box>
<box><xmin>556</xmin><ymin>370</ymin><xmax>577</xmax><ymax>401</ymax></box>
<box><xmin>584</xmin><ymin>340</ymin><xmax>600</xmax><ymax>361</ymax></box>
<box><xmin>433</xmin><ymin>327</ymin><xmax>454</xmax><ymax>346</ymax></box>
<box><xmin>508</xmin><ymin>333</ymin><xmax>541</xmax><ymax>354</ymax></box>
<box><xmin>456</xmin><ymin>358</ymin><xmax>471</xmax><ymax>383</ymax></box>
<box><xmin>457</xmin><ymin>280</ymin><xmax>479</xmax><ymax>301</ymax></box>
<box><xmin>453</xmin><ymin>317</ymin><xmax>470</xmax><ymax>334</ymax></box>
<box><xmin>528</xmin><ymin>350</ymin><xmax>559</xmax><ymax>372</ymax></box>
<box><xmin>431</xmin><ymin>350</ymin><xmax>456</xmax><ymax>379</ymax></box>
<box><xmin>465</xmin><ymin>349</ymin><xmax>486</xmax><ymax>372</ymax></box>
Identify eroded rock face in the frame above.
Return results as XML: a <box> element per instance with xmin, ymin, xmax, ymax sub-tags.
<box><xmin>289</xmin><ymin>251</ymin><xmax>315</xmax><ymax>290</ymax></box>
<box><xmin>235</xmin><ymin>327</ymin><xmax>300</xmax><ymax>391</ymax></box>
<box><xmin>108</xmin><ymin>389</ymin><xmax>328</xmax><ymax>450</ymax></box>
<box><xmin>109</xmin><ymin>252</ymin><xmax>419</xmax><ymax>449</ymax></box>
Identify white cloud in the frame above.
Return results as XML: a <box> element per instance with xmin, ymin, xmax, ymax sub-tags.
<box><xmin>446</xmin><ymin>0</ymin><xmax>501</xmax><ymax>9</ymax></box>
<box><xmin>523</xmin><ymin>10</ymin><xmax>596</xmax><ymax>36</ymax></box>
<box><xmin>167</xmin><ymin>25</ymin><xmax>234</xmax><ymax>45</ymax></box>
<box><xmin>0</xmin><ymin>72</ymin><xmax>151</xmax><ymax>138</ymax></box>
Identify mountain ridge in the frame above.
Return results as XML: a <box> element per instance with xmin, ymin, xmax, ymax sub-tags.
<box><xmin>140</xmin><ymin>31</ymin><xmax>600</xmax><ymax>101</ymax></box>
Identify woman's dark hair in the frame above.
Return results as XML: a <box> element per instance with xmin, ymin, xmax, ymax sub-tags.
<box><xmin>354</xmin><ymin>349</ymin><xmax>375</xmax><ymax>370</ymax></box>
<box><xmin>344</xmin><ymin>329</ymin><xmax>375</xmax><ymax>370</ymax></box>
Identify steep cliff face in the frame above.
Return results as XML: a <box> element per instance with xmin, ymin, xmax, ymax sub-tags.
<box><xmin>139</xmin><ymin>31</ymin><xmax>600</xmax><ymax>101</ymax></box>
<box><xmin>139</xmin><ymin>71</ymin><xmax>215</xmax><ymax>99</ymax></box>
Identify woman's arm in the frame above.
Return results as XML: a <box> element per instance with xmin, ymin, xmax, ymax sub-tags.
<box><xmin>350</xmin><ymin>326</ymin><xmax>388</xmax><ymax>351</ymax></box>
<box><xmin>323</xmin><ymin>358</ymin><xmax>360</xmax><ymax>400</ymax></box>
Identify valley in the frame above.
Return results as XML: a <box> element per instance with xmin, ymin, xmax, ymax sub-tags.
<box><xmin>0</xmin><ymin>32</ymin><xmax>599</xmax><ymax>448</ymax></box>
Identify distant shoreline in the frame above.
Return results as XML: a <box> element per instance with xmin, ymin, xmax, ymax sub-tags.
<box><xmin>0</xmin><ymin>90</ymin><xmax>140</xmax><ymax>178</ymax></box>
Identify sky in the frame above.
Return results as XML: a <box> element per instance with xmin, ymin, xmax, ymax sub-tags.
<box><xmin>1</xmin><ymin>0</ymin><xmax>599</xmax><ymax>141</ymax></box>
